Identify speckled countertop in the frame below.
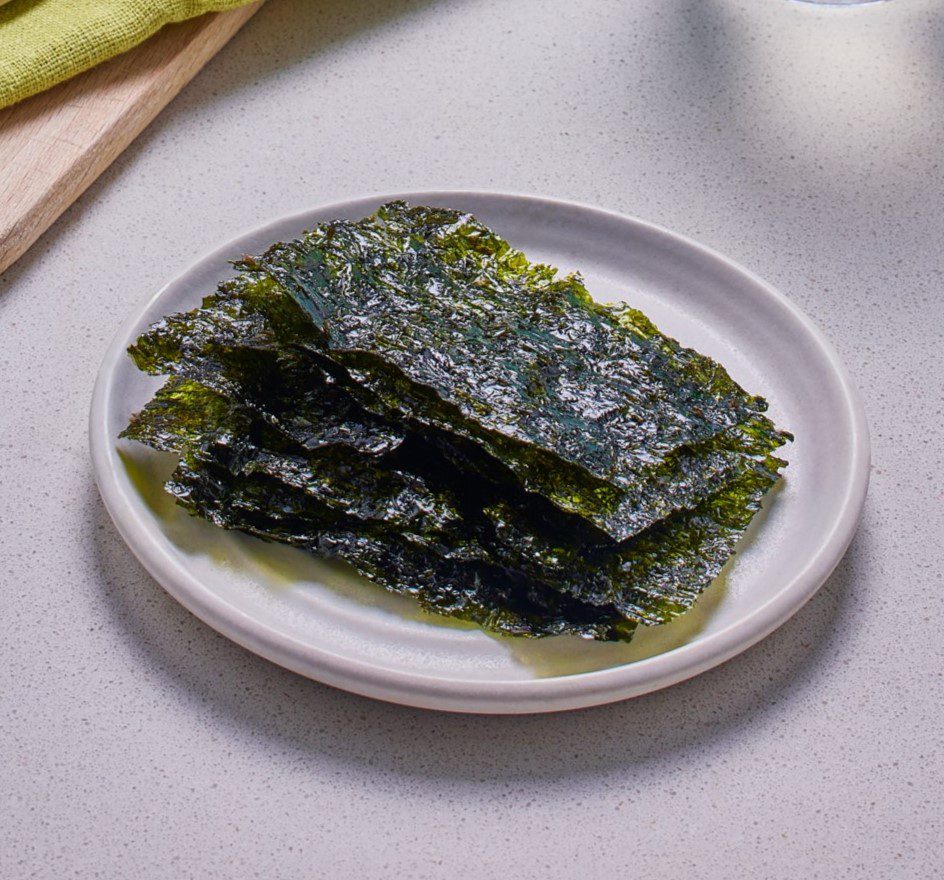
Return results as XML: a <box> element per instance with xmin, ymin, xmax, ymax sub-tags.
<box><xmin>2</xmin><ymin>0</ymin><xmax>942</xmax><ymax>877</ymax></box>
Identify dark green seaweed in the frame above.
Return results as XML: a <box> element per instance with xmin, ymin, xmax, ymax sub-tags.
<box><xmin>123</xmin><ymin>375</ymin><xmax>782</xmax><ymax>626</ymax></box>
<box><xmin>131</xmin><ymin>267</ymin><xmax>788</xmax><ymax>541</ymax></box>
<box><xmin>128</xmin><ymin>274</ymin><xmax>404</xmax><ymax>457</ymax></box>
<box><xmin>122</xmin><ymin>378</ymin><xmax>473</xmax><ymax>552</ymax></box>
<box><xmin>168</xmin><ymin>442</ymin><xmax>637</xmax><ymax>641</ymax></box>
<box><xmin>121</xmin><ymin>201</ymin><xmax>792</xmax><ymax>638</ymax></box>
<box><xmin>246</xmin><ymin>201</ymin><xmax>786</xmax><ymax>539</ymax></box>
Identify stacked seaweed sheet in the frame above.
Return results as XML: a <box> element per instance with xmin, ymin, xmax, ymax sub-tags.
<box><xmin>122</xmin><ymin>202</ymin><xmax>791</xmax><ymax>641</ymax></box>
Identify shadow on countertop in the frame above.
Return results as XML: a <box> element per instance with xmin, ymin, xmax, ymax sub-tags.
<box><xmin>88</xmin><ymin>478</ymin><xmax>865</xmax><ymax>786</ymax></box>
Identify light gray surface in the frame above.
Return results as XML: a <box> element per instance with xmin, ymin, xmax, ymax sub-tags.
<box><xmin>1</xmin><ymin>0</ymin><xmax>941</xmax><ymax>876</ymax></box>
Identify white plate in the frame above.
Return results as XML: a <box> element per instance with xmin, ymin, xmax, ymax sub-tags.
<box><xmin>90</xmin><ymin>191</ymin><xmax>869</xmax><ymax>714</ymax></box>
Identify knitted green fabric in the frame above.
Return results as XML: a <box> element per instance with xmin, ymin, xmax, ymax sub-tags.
<box><xmin>0</xmin><ymin>0</ymin><xmax>256</xmax><ymax>110</ymax></box>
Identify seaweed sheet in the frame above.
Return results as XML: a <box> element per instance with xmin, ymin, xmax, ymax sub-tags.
<box><xmin>131</xmin><ymin>268</ymin><xmax>788</xmax><ymax>541</ymax></box>
<box><xmin>121</xmin><ymin>201</ymin><xmax>791</xmax><ymax>637</ymax></box>
<box><xmin>129</xmin><ymin>274</ymin><xmax>404</xmax><ymax>458</ymax></box>
<box><xmin>122</xmin><ymin>377</ymin><xmax>474</xmax><ymax>555</ymax></box>
<box><xmin>167</xmin><ymin>441</ymin><xmax>637</xmax><ymax>641</ymax></box>
<box><xmin>246</xmin><ymin>201</ymin><xmax>787</xmax><ymax>539</ymax></box>
<box><xmin>124</xmin><ymin>375</ymin><xmax>782</xmax><ymax>626</ymax></box>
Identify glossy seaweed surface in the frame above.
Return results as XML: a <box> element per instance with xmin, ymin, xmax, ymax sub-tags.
<box><xmin>123</xmin><ymin>375</ymin><xmax>782</xmax><ymax>627</ymax></box>
<box><xmin>122</xmin><ymin>202</ymin><xmax>791</xmax><ymax>640</ymax></box>
<box><xmin>168</xmin><ymin>439</ymin><xmax>638</xmax><ymax>641</ymax></box>
<box><xmin>132</xmin><ymin>269</ymin><xmax>789</xmax><ymax>541</ymax></box>
<box><xmin>250</xmin><ymin>202</ymin><xmax>789</xmax><ymax>540</ymax></box>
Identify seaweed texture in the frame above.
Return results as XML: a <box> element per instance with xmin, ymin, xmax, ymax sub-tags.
<box><xmin>248</xmin><ymin>202</ymin><xmax>786</xmax><ymax>540</ymax></box>
<box><xmin>168</xmin><ymin>442</ymin><xmax>637</xmax><ymax>641</ymax></box>
<box><xmin>132</xmin><ymin>266</ymin><xmax>788</xmax><ymax>541</ymax></box>
<box><xmin>121</xmin><ymin>201</ymin><xmax>791</xmax><ymax>639</ymax></box>
<box><xmin>124</xmin><ymin>375</ymin><xmax>781</xmax><ymax>627</ymax></box>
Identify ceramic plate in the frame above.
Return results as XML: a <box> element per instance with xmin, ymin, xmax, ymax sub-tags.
<box><xmin>90</xmin><ymin>191</ymin><xmax>869</xmax><ymax>714</ymax></box>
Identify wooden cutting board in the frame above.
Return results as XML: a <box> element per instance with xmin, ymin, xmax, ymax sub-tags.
<box><xmin>0</xmin><ymin>2</ymin><xmax>264</xmax><ymax>275</ymax></box>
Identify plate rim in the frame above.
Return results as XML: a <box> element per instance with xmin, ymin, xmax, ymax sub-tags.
<box><xmin>89</xmin><ymin>189</ymin><xmax>870</xmax><ymax>714</ymax></box>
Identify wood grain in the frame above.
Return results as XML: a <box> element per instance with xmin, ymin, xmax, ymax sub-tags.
<box><xmin>0</xmin><ymin>2</ymin><xmax>264</xmax><ymax>275</ymax></box>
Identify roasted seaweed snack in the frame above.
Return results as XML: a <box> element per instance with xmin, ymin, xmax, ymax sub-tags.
<box><xmin>249</xmin><ymin>202</ymin><xmax>788</xmax><ymax>540</ymax></box>
<box><xmin>121</xmin><ymin>202</ymin><xmax>792</xmax><ymax>641</ymax></box>
<box><xmin>157</xmin><ymin>425</ymin><xmax>639</xmax><ymax>641</ymax></box>
<box><xmin>123</xmin><ymin>373</ymin><xmax>781</xmax><ymax>629</ymax></box>
<box><xmin>131</xmin><ymin>268</ymin><xmax>789</xmax><ymax>541</ymax></box>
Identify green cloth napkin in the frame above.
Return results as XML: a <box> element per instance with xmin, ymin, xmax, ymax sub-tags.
<box><xmin>0</xmin><ymin>0</ymin><xmax>256</xmax><ymax>110</ymax></box>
